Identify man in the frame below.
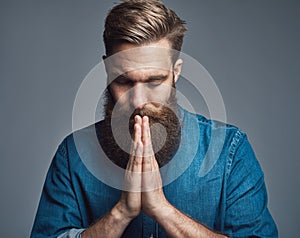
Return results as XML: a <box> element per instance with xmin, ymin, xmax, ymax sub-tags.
<box><xmin>31</xmin><ymin>0</ymin><xmax>278</xmax><ymax>237</ymax></box>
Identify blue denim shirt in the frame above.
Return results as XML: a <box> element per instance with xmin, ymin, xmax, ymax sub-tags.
<box><xmin>31</xmin><ymin>108</ymin><xmax>277</xmax><ymax>237</ymax></box>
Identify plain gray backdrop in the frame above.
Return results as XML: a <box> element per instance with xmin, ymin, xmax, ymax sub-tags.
<box><xmin>1</xmin><ymin>0</ymin><xmax>299</xmax><ymax>237</ymax></box>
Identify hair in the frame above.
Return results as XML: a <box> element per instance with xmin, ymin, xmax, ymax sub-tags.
<box><xmin>103</xmin><ymin>0</ymin><xmax>187</xmax><ymax>57</ymax></box>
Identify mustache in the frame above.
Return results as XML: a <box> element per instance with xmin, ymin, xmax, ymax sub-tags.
<box><xmin>128</xmin><ymin>104</ymin><xmax>179</xmax><ymax>131</ymax></box>
<box><xmin>130</xmin><ymin>105</ymin><xmax>164</xmax><ymax>122</ymax></box>
<box><xmin>131</xmin><ymin>105</ymin><xmax>160</xmax><ymax>118</ymax></box>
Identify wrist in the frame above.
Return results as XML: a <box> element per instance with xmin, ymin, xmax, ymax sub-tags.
<box><xmin>151</xmin><ymin>199</ymin><xmax>174</xmax><ymax>221</ymax></box>
<box><xmin>112</xmin><ymin>202</ymin><xmax>134</xmax><ymax>226</ymax></box>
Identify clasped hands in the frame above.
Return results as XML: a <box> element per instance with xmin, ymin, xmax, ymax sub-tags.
<box><xmin>117</xmin><ymin>115</ymin><xmax>169</xmax><ymax>220</ymax></box>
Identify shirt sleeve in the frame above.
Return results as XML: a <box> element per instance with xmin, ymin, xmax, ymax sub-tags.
<box><xmin>57</xmin><ymin>228</ymin><xmax>85</xmax><ymax>238</ymax></box>
<box><xmin>224</xmin><ymin>132</ymin><xmax>278</xmax><ymax>238</ymax></box>
<box><xmin>31</xmin><ymin>139</ymin><xmax>84</xmax><ymax>238</ymax></box>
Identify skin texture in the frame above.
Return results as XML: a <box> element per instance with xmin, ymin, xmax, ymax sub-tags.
<box><xmin>107</xmin><ymin>39</ymin><xmax>181</xmax><ymax>112</ymax></box>
<box><xmin>81</xmin><ymin>39</ymin><xmax>228</xmax><ymax>238</ymax></box>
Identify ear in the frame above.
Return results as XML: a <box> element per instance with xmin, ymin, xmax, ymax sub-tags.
<box><xmin>173</xmin><ymin>58</ymin><xmax>183</xmax><ymax>83</ymax></box>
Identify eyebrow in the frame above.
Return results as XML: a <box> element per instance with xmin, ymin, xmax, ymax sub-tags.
<box><xmin>112</xmin><ymin>73</ymin><xmax>169</xmax><ymax>82</ymax></box>
<box><xmin>145</xmin><ymin>74</ymin><xmax>169</xmax><ymax>82</ymax></box>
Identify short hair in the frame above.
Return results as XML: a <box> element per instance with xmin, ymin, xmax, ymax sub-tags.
<box><xmin>103</xmin><ymin>0</ymin><xmax>187</xmax><ymax>57</ymax></box>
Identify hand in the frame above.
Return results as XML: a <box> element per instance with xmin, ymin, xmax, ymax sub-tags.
<box><xmin>86</xmin><ymin>116</ymin><xmax>227</xmax><ymax>238</ymax></box>
<box><xmin>116</xmin><ymin>116</ymin><xmax>143</xmax><ymax>220</ymax></box>
<box><xmin>140</xmin><ymin>116</ymin><xmax>169</xmax><ymax>218</ymax></box>
<box><xmin>116</xmin><ymin>116</ymin><xmax>169</xmax><ymax>220</ymax></box>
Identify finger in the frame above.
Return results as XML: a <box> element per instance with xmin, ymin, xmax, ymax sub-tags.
<box><xmin>143</xmin><ymin>156</ymin><xmax>162</xmax><ymax>188</ymax></box>
<box><xmin>142</xmin><ymin>116</ymin><xmax>154</xmax><ymax>157</ymax></box>
<box><xmin>130</xmin><ymin>141</ymin><xmax>143</xmax><ymax>192</ymax></box>
<box><xmin>141</xmin><ymin>116</ymin><xmax>151</xmax><ymax>145</ymax></box>
<box><xmin>152</xmin><ymin>154</ymin><xmax>160</xmax><ymax>171</ymax></box>
<box><xmin>125</xmin><ymin>117</ymin><xmax>143</xmax><ymax>188</ymax></box>
<box><xmin>142</xmin><ymin>116</ymin><xmax>153</xmax><ymax>172</ymax></box>
<box><xmin>134</xmin><ymin>115</ymin><xmax>142</xmax><ymax>142</ymax></box>
<box><xmin>132</xmin><ymin>141</ymin><xmax>143</xmax><ymax>171</ymax></box>
<box><xmin>127</xmin><ymin>117</ymin><xmax>142</xmax><ymax>171</ymax></box>
<box><xmin>141</xmin><ymin>116</ymin><xmax>159</xmax><ymax>192</ymax></box>
<box><xmin>124</xmin><ymin>140</ymin><xmax>143</xmax><ymax>192</ymax></box>
<box><xmin>132</xmin><ymin>117</ymin><xmax>142</xmax><ymax>158</ymax></box>
<box><xmin>142</xmin><ymin>116</ymin><xmax>160</xmax><ymax>170</ymax></box>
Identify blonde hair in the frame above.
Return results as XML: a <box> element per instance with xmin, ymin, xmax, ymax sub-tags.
<box><xmin>103</xmin><ymin>0</ymin><xmax>187</xmax><ymax>56</ymax></box>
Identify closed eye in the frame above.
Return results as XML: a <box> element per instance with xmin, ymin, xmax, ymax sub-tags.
<box><xmin>148</xmin><ymin>79</ymin><xmax>163</xmax><ymax>86</ymax></box>
<box><xmin>146</xmin><ymin>75</ymin><xmax>169</xmax><ymax>86</ymax></box>
<box><xmin>113</xmin><ymin>76</ymin><xmax>133</xmax><ymax>86</ymax></box>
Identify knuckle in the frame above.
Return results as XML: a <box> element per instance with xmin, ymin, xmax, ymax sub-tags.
<box><xmin>133</xmin><ymin>159</ymin><xmax>142</xmax><ymax>167</ymax></box>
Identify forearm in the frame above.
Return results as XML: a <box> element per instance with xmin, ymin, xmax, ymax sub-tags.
<box><xmin>81</xmin><ymin>203</ymin><xmax>132</xmax><ymax>238</ymax></box>
<box><xmin>154</xmin><ymin>203</ymin><xmax>228</xmax><ymax>238</ymax></box>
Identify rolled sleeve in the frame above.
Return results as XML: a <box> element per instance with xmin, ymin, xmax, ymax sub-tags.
<box><xmin>57</xmin><ymin>228</ymin><xmax>86</xmax><ymax>238</ymax></box>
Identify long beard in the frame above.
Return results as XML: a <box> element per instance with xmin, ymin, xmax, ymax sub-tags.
<box><xmin>96</xmin><ymin>88</ymin><xmax>181</xmax><ymax>169</ymax></box>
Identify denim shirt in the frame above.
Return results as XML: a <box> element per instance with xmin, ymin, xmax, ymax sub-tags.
<box><xmin>31</xmin><ymin>108</ymin><xmax>278</xmax><ymax>238</ymax></box>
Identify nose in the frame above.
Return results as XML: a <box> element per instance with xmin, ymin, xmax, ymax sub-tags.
<box><xmin>131</xmin><ymin>83</ymin><xmax>147</xmax><ymax>109</ymax></box>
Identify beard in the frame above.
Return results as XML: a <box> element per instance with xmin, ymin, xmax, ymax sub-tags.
<box><xmin>96</xmin><ymin>85</ymin><xmax>181</xmax><ymax>169</ymax></box>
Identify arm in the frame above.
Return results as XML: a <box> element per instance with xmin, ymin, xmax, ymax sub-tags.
<box><xmin>32</xmin><ymin>117</ymin><xmax>144</xmax><ymax>238</ymax></box>
<box><xmin>140</xmin><ymin>116</ymin><xmax>228</xmax><ymax>238</ymax></box>
<box><xmin>154</xmin><ymin>204</ymin><xmax>227</xmax><ymax>238</ymax></box>
<box><xmin>141</xmin><ymin>119</ymin><xmax>277</xmax><ymax>237</ymax></box>
<box><xmin>80</xmin><ymin>204</ymin><xmax>131</xmax><ymax>238</ymax></box>
<box><xmin>82</xmin><ymin>116</ymin><xmax>144</xmax><ymax>238</ymax></box>
<box><xmin>31</xmin><ymin>135</ymin><xmax>140</xmax><ymax>238</ymax></box>
<box><xmin>81</xmin><ymin>116</ymin><xmax>227</xmax><ymax>238</ymax></box>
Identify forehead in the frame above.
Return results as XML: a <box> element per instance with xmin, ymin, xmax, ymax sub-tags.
<box><xmin>105</xmin><ymin>39</ymin><xmax>174</xmax><ymax>75</ymax></box>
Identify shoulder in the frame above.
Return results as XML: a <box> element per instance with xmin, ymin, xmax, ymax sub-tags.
<box><xmin>56</xmin><ymin>122</ymin><xmax>102</xmax><ymax>166</ymax></box>
<box><xmin>180</xmin><ymin>107</ymin><xmax>259</xmax><ymax>176</ymax></box>
<box><xmin>180</xmin><ymin>107</ymin><xmax>246</xmax><ymax>145</ymax></box>
<box><xmin>63</xmin><ymin>122</ymin><xmax>101</xmax><ymax>147</ymax></box>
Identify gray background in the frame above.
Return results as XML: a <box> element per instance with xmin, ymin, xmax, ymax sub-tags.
<box><xmin>1</xmin><ymin>0</ymin><xmax>299</xmax><ymax>237</ymax></box>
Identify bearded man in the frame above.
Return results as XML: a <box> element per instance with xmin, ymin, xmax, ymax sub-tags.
<box><xmin>31</xmin><ymin>1</ymin><xmax>277</xmax><ymax>237</ymax></box>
